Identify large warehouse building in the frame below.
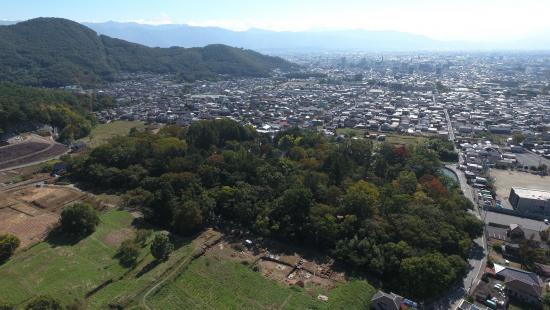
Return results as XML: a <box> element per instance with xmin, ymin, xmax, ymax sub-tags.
<box><xmin>509</xmin><ymin>187</ymin><xmax>550</xmax><ymax>217</ymax></box>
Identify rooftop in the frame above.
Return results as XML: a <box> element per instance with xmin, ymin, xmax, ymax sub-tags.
<box><xmin>512</xmin><ymin>187</ymin><xmax>550</xmax><ymax>201</ymax></box>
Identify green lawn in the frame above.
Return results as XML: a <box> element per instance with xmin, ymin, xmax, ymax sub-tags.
<box><xmin>79</xmin><ymin>121</ymin><xmax>145</xmax><ymax>148</ymax></box>
<box><xmin>0</xmin><ymin>210</ymin><xmax>196</xmax><ymax>309</ymax></box>
<box><xmin>0</xmin><ymin>206</ymin><xmax>376</xmax><ymax>309</ymax></box>
<box><xmin>149</xmin><ymin>254</ymin><xmax>376</xmax><ymax>310</ymax></box>
<box><xmin>0</xmin><ymin>211</ymin><xmax>134</xmax><ymax>307</ymax></box>
<box><xmin>148</xmin><ymin>256</ymin><xmax>325</xmax><ymax>310</ymax></box>
<box><xmin>336</xmin><ymin>128</ymin><xmax>428</xmax><ymax>146</ymax></box>
<box><xmin>327</xmin><ymin>280</ymin><xmax>376</xmax><ymax>310</ymax></box>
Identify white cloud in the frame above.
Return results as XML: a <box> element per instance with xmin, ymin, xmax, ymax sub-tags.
<box><xmin>132</xmin><ymin>12</ymin><xmax>174</xmax><ymax>25</ymax></box>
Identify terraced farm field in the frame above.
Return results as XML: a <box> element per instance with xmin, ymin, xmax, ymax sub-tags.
<box><xmin>0</xmin><ymin>142</ymin><xmax>49</xmax><ymax>159</ymax></box>
<box><xmin>0</xmin><ymin>135</ymin><xmax>68</xmax><ymax>170</ymax></box>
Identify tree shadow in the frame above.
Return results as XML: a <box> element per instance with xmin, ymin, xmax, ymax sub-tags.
<box><xmin>136</xmin><ymin>259</ymin><xmax>160</xmax><ymax>278</ymax></box>
<box><xmin>469</xmin><ymin>241</ymin><xmax>485</xmax><ymax>261</ymax></box>
<box><xmin>45</xmin><ymin>227</ymin><xmax>86</xmax><ymax>247</ymax></box>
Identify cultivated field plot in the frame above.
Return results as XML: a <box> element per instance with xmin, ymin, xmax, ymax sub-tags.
<box><xmin>11</xmin><ymin>186</ymin><xmax>85</xmax><ymax>213</ymax></box>
<box><xmin>0</xmin><ymin>135</ymin><xmax>68</xmax><ymax>170</ymax></box>
<box><xmin>0</xmin><ymin>204</ymin><xmax>58</xmax><ymax>248</ymax></box>
<box><xmin>0</xmin><ymin>144</ymin><xmax>68</xmax><ymax>170</ymax></box>
<box><xmin>0</xmin><ymin>186</ymin><xmax>88</xmax><ymax>248</ymax></box>
<box><xmin>490</xmin><ymin>169</ymin><xmax>550</xmax><ymax>207</ymax></box>
<box><xmin>0</xmin><ymin>142</ymin><xmax>49</xmax><ymax>161</ymax></box>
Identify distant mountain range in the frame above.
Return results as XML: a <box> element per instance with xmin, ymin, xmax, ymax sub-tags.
<box><xmin>0</xmin><ymin>18</ymin><xmax>295</xmax><ymax>87</ymax></box>
<box><xmin>82</xmin><ymin>21</ymin><xmax>446</xmax><ymax>51</ymax></box>
<box><xmin>80</xmin><ymin>22</ymin><xmax>550</xmax><ymax>52</ymax></box>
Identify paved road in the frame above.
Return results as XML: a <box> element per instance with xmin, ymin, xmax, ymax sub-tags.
<box><xmin>442</xmin><ymin>165</ymin><xmax>487</xmax><ymax>310</ymax></box>
<box><xmin>444</xmin><ymin>109</ymin><xmax>455</xmax><ymax>142</ymax></box>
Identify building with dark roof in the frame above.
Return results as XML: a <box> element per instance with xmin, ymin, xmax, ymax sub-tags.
<box><xmin>495</xmin><ymin>264</ymin><xmax>543</xmax><ymax>305</ymax></box>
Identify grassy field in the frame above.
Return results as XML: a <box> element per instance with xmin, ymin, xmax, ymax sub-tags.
<box><xmin>0</xmin><ymin>209</ymin><xmax>197</xmax><ymax>309</ymax></box>
<box><xmin>79</xmin><ymin>121</ymin><xmax>146</xmax><ymax>148</ymax></box>
<box><xmin>327</xmin><ymin>280</ymin><xmax>376</xmax><ymax>310</ymax></box>
<box><xmin>0</xmin><ymin>210</ymin><xmax>135</xmax><ymax>307</ymax></box>
<box><xmin>335</xmin><ymin>128</ymin><xmax>428</xmax><ymax>146</ymax></box>
<box><xmin>148</xmin><ymin>255</ymin><xmax>325</xmax><ymax>309</ymax></box>
<box><xmin>148</xmin><ymin>254</ymin><xmax>376</xmax><ymax>310</ymax></box>
<box><xmin>0</xmin><ymin>206</ymin><xmax>376</xmax><ymax>309</ymax></box>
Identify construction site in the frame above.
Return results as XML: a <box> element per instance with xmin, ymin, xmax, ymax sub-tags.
<box><xmin>203</xmin><ymin>235</ymin><xmax>347</xmax><ymax>293</ymax></box>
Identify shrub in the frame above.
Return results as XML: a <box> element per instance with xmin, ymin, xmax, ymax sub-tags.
<box><xmin>492</xmin><ymin>242</ymin><xmax>503</xmax><ymax>254</ymax></box>
<box><xmin>0</xmin><ymin>301</ymin><xmax>14</xmax><ymax>310</ymax></box>
<box><xmin>0</xmin><ymin>234</ymin><xmax>20</xmax><ymax>262</ymax></box>
<box><xmin>150</xmin><ymin>233</ymin><xmax>174</xmax><ymax>261</ymax></box>
<box><xmin>25</xmin><ymin>296</ymin><xmax>62</xmax><ymax>310</ymax></box>
<box><xmin>134</xmin><ymin>229</ymin><xmax>152</xmax><ymax>246</ymax></box>
<box><xmin>117</xmin><ymin>240</ymin><xmax>140</xmax><ymax>267</ymax></box>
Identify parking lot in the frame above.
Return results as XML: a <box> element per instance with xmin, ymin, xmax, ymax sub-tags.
<box><xmin>490</xmin><ymin>169</ymin><xmax>550</xmax><ymax>209</ymax></box>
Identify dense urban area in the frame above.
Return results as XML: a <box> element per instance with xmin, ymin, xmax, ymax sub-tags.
<box><xmin>2</xmin><ymin>17</ymin><xmax>550</xmax><ymax>310</ymax></box>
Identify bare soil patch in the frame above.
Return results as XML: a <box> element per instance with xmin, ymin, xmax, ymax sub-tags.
<box><xmin>103</xmin><ymin>228</ymin><xmax>135</xmax><ymax>247</ymax></box>
<box><xmin>203</xmin><ymin>235</ymin><xmax>346</xmax><ymax>293</ymax></box>
<box><xmin>12</xmin><ymin>186</ymin><xmax>85</xmax><ymax>213</ymax></box>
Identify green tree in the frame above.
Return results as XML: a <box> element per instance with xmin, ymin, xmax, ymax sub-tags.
<box><xmin>60</xmin><ymin>204</ymin><xmax>99</xmax><ymax>237</ymax></box>
<box><xmin>25</xmin><ymin>296</ymin><xmax>62</xmax><ymax>310</ymax></box>
<box><xmin>0</xmin><ymin>234</ymin><xmax>20</xmax><ymax>262</ymax></box>
<box><xmin>400</xmin><ymin>253</ymin><xmax>456</xmax><ymax>299</ymax></box>
<box><xmin>392</xmin><ymin>171</ymin><xmax>418</xmax><ymax>195</ymax></box>
<box><xmin>150</xmin><ymin>233</ymin><xmax>174</xmax><ymax>261</ymax></box>
<box><xmin>117</xmin><ymin>239</ymin><xmax>140</xmax><ymax>267</ymax></box>
<box><xmin>172</xmin><ymin>201</ymin><xmax>203</xmax><ymax>236</ymax></box>
<box><xmin>341</xmin><ymin>180</ymin><xmax>380</xmax><ymax>219</ymax></box>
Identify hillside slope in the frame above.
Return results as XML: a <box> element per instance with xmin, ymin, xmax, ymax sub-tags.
<box><xmin>0</xmin><ymin>18</ymin><xmax>296</xmax><ymax>86</ymax></box>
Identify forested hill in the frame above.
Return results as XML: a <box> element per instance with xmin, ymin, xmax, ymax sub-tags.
<box><xmin>67</xmin><ymin>120</ymin><xmax>483</xmax><ymax>300</ymax></box>
<box><xmin>0</xmin><ymin>83</ymin><xmax>113</xmax><ymax>141</ymax></box>
<box><xmin>0</xmin><ymin>18</ymin><xmax>296</xmax><ymax>87</ymax></box>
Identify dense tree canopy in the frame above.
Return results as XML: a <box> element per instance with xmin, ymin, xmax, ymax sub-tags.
<box><xmin>0</xmin><ymin>83</ymin><xmax>112</xmax><ymax>141</ymax></box>
<box><xmin>67</xmin><ymin>119</ymin><xmax>482</xmax><ymax>300</ymax></box>
<box><xmin>0</xmin><ymin>18</ymin><xmax>296</xmax><ymax>87</ymax></box>
<box><xmin>59</xmin><ymin>204</ymin><xmax>100</xmax><ymax>237</ymax></box>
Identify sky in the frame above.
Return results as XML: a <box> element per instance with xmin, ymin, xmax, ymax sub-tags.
<box><xmin>2</xmin><ymin>0</ymin><xmax>550</xmax><ymax>42</ymax></box>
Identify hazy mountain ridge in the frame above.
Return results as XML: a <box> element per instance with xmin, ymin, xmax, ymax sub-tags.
<box><xmin>0</xmin><ymin>18</ymin><xmax>296</xmax><ymax>87</ymax></box>
<box><xmin>85</xmin><ymin>21</ymin><xmax>550</xmax><ymax>51</ymax></box>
